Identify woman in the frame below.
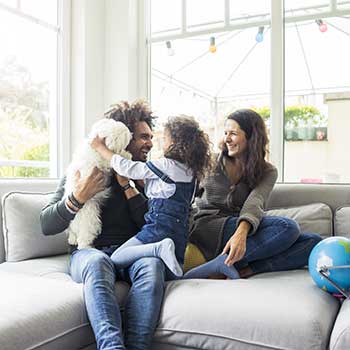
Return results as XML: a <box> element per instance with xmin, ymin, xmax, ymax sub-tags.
<box><xmin>184</xmin><ymin>109</ymin><xmax>322</xmax><ymax>279</ymax></box>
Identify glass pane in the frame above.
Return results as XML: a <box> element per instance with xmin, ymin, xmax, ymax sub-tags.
<box><xmin>0</xmin><ymin>9</ymin><xmax>57</xmax><ymax>178</ymax></box>
<box><xmin>337</xmin><ymin>0</ymin><xmax>350</xmax><ymax>10</ymax></box>
<box><xmin>21</xmin><ymin>0</ymin><xmax>58</xmax><ymax>26</ymax></box>
<box><xmin>285</xmin><ymin>0</ymin><xmax>330</xmax><ymax>17</ymax></box>
<box><xmin>230</xmin><ymin>0</ymin><xmax>270</xmax><ymax>23</ymax></box>
<box><xmin>151</xmin><ymin>28</ymin><xmax>270</xmax><ymax>153</ymax></box>
<box><xmin>284</xmin><ymin>14</ymin><xmax>350</xmax><ymax>183</ymax></box>
<box><xmin>186</xmin><ymin>0</ymin><xmax>224</xmax><ymax>31</ymax></box>
<box><xmin>151</xmin><ymin>0</ymin><xmax>181</xmax><ymax>36</ymax></box>
<box><xmin>0</xmin><ymin>0</ymin><xmax>16</xmax><ymax>7</ymax></box>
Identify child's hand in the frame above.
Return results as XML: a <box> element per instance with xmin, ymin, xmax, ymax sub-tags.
<box><xmin>91</xmin><ymin>135</ymin><xmax>106</xmax><ymax>151</ymax></box>
<box><xmin>90</xmin><ymin>135</ymin><xmax>114</xmax><ymax>161</ymax></box>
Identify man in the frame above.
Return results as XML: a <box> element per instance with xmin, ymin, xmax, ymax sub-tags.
<box><xmin>40</xmin><ymin>100</ymin><xmax>165</xmax><ymax>350</ymax></box>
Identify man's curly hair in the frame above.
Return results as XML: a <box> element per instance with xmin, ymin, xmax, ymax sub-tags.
<box><xmin>104</xmin><ymin>100</ymin><xmax>156</xmax><ymax>132</ymax></box>
<box><xmin>164</xmin><ymin>115</ymin><xmax>213</xmax><ymax>181</ymax></box>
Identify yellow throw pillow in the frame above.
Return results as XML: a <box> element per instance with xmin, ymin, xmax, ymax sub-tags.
<box><xmin>183</xmin><ymin>243</ymin><xmax>207</xmax><ymax>273</ymax></box>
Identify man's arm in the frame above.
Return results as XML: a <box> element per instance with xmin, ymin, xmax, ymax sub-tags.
<box><xmin>40</xmin><ymin>176</ymin><xmax>75</xmax><ymax>235</ymax></box>
<box><xmin>116</xmin><ymin>173</ymin><xmax>148</xmax><ymax>230</ymax></box>
<box><xmin>40</xmin><ymin>167</ymin><xmax>106</xmax><ymax>235</ymax></box>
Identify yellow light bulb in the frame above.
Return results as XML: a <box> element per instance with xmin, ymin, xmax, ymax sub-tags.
<box><xmin>209</xmin><ymin>45</ymin><xmax>217</xmax><ymax>53</ymax></box>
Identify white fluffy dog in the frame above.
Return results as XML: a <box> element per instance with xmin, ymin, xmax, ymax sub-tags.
<box><xmin>65</xmin><ymin>118</ymin><xmax>132</xmax><ymax>249</ymax></box>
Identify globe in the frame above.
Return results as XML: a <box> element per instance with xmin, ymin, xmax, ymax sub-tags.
<box><xmin>308</xmin><ymin>236</ymin><xmax>350</xmax><ymax>294</ymax></box>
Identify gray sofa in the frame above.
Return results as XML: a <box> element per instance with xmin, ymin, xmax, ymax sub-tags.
<box><xmin>1</xmin><ymin>179</ymin><xmax>350</xmax><ymax>350</ymax></box>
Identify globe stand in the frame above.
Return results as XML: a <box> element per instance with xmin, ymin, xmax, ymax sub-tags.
<box><xmin>318</xmin><ymin>265</ymin><xmax>350</xmax><ymax>299</ymax></box>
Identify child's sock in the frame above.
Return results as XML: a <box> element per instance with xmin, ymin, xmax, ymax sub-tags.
<box><xmin>155</xmin><ymin>238</ymin><xmax>183</xmax><ymax>277</ymax></box>
<box><xmin>183</xmin><ymin>254</ymin><xmax>240</xmax><ymax>280</ymax></box>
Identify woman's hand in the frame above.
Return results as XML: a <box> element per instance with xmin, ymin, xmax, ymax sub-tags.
<box><xmin>221</xmin><ymin>220</ymin><xmax>251</xmax><ymax>266</ymax></box>
<box><xmin>73</xmin><ymin>167</ymin><xmax>105</xmax><ymax>204</ymax></box>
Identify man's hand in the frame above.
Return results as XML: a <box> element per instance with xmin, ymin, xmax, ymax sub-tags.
<box><xmin>73</xmin><ymin>167</ymin><xmax>105</xmax><ymax>204</ymax></box>
<box><xmin>221</xmin><ymin>221</ymin><xmax>250</xmax><ymax>266</ymax></box>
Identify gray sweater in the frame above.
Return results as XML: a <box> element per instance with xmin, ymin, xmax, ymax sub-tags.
<box><xmin>189</xmin><ymin>155</ymin><xmax>278</xmax><ymax>260</ymax></box>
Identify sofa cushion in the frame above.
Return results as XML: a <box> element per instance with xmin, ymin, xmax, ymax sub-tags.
<box><xmin>334</xmin><ymin>206</ymin><xmax>350</xmax><ymax>238</ymax></box>
<box><xmin>153</xmin><ymin>270</ymin><xmax>339</xmax><ymax>350</ymax></box>
<box><xmin>0</xmin><ymin>270</ymin><xmax>94</xmax><ymax>350</ymax></box>
<box><xmin>2</xmin><ymin>191</ymin><xmax>69</xmax><ymax>262</ymax></box>
<box><xmin>0</xmin><ymin>270</ymin><xmax>130</xmax><ymax>350</ymax></box>
<box><xmin>330</xmin><ymin>298</ymin><xmax>350</xmax><ymax>350</ymax></box>
<box><xmin>266</xmin><ymin>202</ymin><xmax>332</xmax><ymax>238</ymax></box>
<box><xmin>0</xmin><ymin>254</ymin><xmax>70</xmax><ymax>280</ymax></box>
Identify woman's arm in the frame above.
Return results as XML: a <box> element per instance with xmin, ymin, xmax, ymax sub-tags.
<box><xmin>221</xmin><ymin>166</ymin><xmax>277</xmax><ymax>266</ymax></box>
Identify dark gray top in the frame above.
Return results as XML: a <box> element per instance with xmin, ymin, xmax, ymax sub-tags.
<box><xmin>40</xmin><ymin>176</ymin><xmax>148</xmax><ymax>249</ymax></box>
<box><xmin>189</xmin><ymin>155</ymin><xmax>278</xmax><ymax>260</ymax></box>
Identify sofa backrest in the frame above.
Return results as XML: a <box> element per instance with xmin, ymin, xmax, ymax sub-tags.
<box><xmin>1</xmin><ymin>180</ymin><xmax>350</xmax><ymax>264</ymax></box>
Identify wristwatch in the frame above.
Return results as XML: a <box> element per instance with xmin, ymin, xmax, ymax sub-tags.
<box><xmin>121</xmin><ymin>182</ymin><xmax>133</xmax><ymax>191</ymax></box>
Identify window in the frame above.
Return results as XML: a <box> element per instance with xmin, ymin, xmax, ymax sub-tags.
<box><xmin>150</xmin><ymin>1</ymin><xmax>271</xmax><ymax>158</ymax></box>
<box><xmin>148</xmin><ymin>0</ymin><xmax>350</xmax><ymax>183</ymax></box>
<box><xmin>284</xmin><ymin>4</ymin><xmax>350</xmax><ymax>183</ymax></box>
<box><xmin>0</xmin><ymin>0</ymin><xmax>68</xmax><ymax>178</ymax></box>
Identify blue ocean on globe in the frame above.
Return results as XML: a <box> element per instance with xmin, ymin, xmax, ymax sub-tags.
<box><xmin>308</xmin><ymin>236</ymin><xmax>350</xmax><ymax>293</ymax></box>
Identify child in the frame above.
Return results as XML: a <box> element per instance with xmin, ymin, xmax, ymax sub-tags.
<box><xmin>91</xmin><ymin>115</ymin><xmax>212</xmax><ymax>277</ymax></box>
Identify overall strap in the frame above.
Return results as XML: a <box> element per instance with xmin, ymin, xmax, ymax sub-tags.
<box><xmin>146</xmin><ymin>161</ymin><xmax>175</xmax><ymax>184</ymax></box>
<box><xmin>190</xmin><ymin>178</ymin><xmax>198</xmax><ymax>204</ymax></box>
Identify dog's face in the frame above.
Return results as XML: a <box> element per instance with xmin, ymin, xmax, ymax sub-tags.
<box><xmin>90</xmin><ymin>119</ymin><xmax>132</xmax><ymax>155</ymax></box>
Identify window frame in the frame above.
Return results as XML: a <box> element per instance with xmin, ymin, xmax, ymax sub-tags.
<box><xmin>144</xmin><ymin>0</ymin><xmax>350</xmax><ymax>182</ymax></box>
<box><xmin>0</xmin><ymin>0</ymin><xmax>71</xmax><ymax>178</ymax></box>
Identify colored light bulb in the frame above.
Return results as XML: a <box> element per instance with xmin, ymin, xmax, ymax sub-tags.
<box><xmin>316</xmin><ymin>19</ymin><xmax>328</xmax><ymax>33</ymax></box>
<box><xmin>319</xmin><ymin>22</ymin><xmax>328</xmax><ymax>32</ymax></box>
<box><xmin>255</xmin><ymin>26</ymin><xmax>264</xmax><ymax>43</ymax></box>
<box><xmin>209</xmin><ymin>36</ymin><xmax>217</xmax><ymax>53</ymax></box>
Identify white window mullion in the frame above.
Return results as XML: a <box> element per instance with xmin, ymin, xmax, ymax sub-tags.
<box><xmin>57</xmin><ymin>0</ymin><xmax>71</xmax><ymax>177</ymax></box>
<box><xmin>181</xmin><ymin>0</ymin><xmax>187</xmax><ymax>34</ymax></box>
<box><xmin>270</xmin><ymin>0</ymin><xmax>284</xmax><ymax>181</ymax></box>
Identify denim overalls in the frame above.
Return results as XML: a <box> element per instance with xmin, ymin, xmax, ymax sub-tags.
<box><xmin>136</xmin><ymin>161</ymin><xmax>196</xmax><ymax>265</ymax></box>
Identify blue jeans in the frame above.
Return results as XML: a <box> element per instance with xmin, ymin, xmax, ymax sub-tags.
<box><xmin>222</xmin><ymin>216</ymin><xmax>322</xmax><ymax>274</ymax></box>
<box><xmin>70</xmin><ymin>248</ymin><xmax>165</xmax><ymax>350</ymax></box>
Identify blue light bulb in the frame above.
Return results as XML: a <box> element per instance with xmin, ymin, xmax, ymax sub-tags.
<box><xmin>255</xmin><ymin>32</ymin><xmax>264</xmax><ymax>42</ymax></box>
<box><xmin>255</xmin><ymin>26</ymin><xmax>264</xmax><ymax>43</ymax></box>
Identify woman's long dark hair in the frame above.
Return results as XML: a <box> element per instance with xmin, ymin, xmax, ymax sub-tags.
<box><xmin>221</xmin><ymin>109</ymin><xmax>270</xmax><ymax>188</ymax></box>
<box><xmin>164</xmin><ymin>115</ymin><xmax>212</xmax><ymax>181</ymax></box>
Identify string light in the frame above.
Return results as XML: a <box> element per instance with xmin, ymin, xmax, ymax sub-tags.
<box><xmin>209</xmin><ymin>37</ymin><xmax>217</xmax><ymax>53</ymax></box>
<box><xmin>316</xmin><ymin>19</ymin><xmax>328</xmax><ymax>32</ymax></box>
<box><xmin>255</xmin><ymin>26</ymin><xmax>264</xmax><ymax>43</ymax></box>
<box><xmin>166</xmin><ymin>41</ymin><xmax>175</xmax><ymax>56</ymax></box>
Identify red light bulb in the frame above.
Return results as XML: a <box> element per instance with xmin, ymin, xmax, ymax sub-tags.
<box><xmin>319</xmin><ymin>22</ymin><xmax>328</xmax><ymax>32</ymax></box>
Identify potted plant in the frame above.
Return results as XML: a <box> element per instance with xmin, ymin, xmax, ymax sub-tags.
<box><xmin>255</xmin><ymin>105</ymin><xmax>327</xmax><ymax>141</ymax></box>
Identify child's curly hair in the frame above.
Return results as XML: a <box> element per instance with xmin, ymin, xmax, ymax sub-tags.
<box><xmin>164</xmin><ymin>115</ymin><xmax>213</xmax><ymax>181</ymax></box>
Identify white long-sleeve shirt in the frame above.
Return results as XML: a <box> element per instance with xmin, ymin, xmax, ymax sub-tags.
<box><xmin>110</xmin><ymin>155</ymin><xmax>193</xmax><ymax>199</ymax></box>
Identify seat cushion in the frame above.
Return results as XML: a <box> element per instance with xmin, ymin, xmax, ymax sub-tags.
<box><xmin>0</xmin><ymin>271</ymin><xmax>93</xmax><ymax>350</ymax></box>
<box><xmin>0</xmin><ymin>270</ymin><xmax>130</xmax><ymax>350</ymax></box>
<box><xmin>330</xmin><ymin>299</ymin><xmax>350</xmax><ymax>350</ymax></box>
<box><xmin>2</xmin><ymin>191</ymin><xmax>69</xmax><ymax>262</ymax></box>
<box><xmin>153</xmin><ymin>270</ymin><xmax>340</xmax><ymax>350</ymax></box>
